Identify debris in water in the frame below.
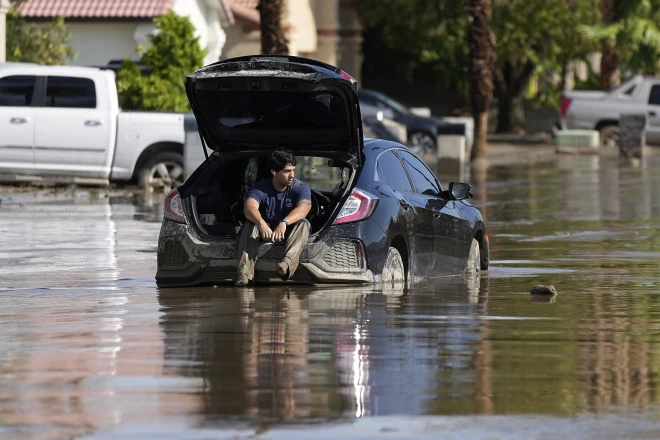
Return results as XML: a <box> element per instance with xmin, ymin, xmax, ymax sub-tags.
<box><xmin>530</xmin><ymin>284</ymin><xmax>558</xmax><ymax>295</ymax></box>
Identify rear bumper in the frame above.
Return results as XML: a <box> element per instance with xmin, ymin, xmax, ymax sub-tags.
<box><xmin>156</xmin><ymin>219</ymin><xmax>375</xmax><ymax>287</ymax></box>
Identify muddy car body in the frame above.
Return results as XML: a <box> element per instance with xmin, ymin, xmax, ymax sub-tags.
<box><xmin>156</xmin><ymin>56</ymin><xmax>488</xmax><ymax>287</ymax></box>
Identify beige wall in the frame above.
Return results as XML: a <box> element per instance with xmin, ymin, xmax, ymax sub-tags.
<box><xmin>224</xmin><ymin>0</ymin><xmax>363</xmax><ymax>82</ymax></box>
<box><xmin>0</xmin><ymin>0</ymin><xmax>9</xmax><ymax>62</ymax></box>
<box><xmin>67</xmin><ymin>22</ymin><xmax>145</xmax><ymax>66</ymax></box>
<box><xmin>222</xmin><ymin>24</ymin><xmax>261</xmax><ymax>60</ymax></box>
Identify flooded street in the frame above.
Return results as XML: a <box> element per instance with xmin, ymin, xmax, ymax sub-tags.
<box><xmin>3</xmin><ymin>155</ymin><xmax>660</xmax><ymax>439</ymax></box>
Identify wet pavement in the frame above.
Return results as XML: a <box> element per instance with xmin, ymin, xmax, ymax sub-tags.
<box><xmin>2</xmin><ymin>154</ymin><xmax>660</xmax><ymax>439</ymax></box>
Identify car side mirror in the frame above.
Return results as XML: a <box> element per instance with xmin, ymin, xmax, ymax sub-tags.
<box><xmin>448</xmin><ymin>182</ymin><xmax>473</xmax><ymax>200</ymax></box>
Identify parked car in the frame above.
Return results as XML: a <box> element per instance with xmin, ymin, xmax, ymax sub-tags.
<box><xmin>360</xmin><ymin>101</ymin><xmax>408</xmax><ymax>144</ymax></box>
<box><xmin>0</xmin><ymin>62</ymin><xmax>185</xmax><ymax>191</ymax></box>
<box><xmin>156</xmin><ymin>55</ymin><xmax>489</xmax><ymax>287</ymax></box>
<box><xmin>358</xmin><ymin>89</ymin><xmax>446</xmax><ymax>154</ymax></box>
<box><xmin>560</xmin><ymin>75</ymin><xmax>660</xmax><ymax>146</ymax></box>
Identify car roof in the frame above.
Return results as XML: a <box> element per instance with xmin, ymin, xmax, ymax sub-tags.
<box><xmin>0</xmin><ymin>62</ymin><xmax>113</xmax><ymax>78</ymax></box>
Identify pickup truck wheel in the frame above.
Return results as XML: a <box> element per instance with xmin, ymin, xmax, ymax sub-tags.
<box><xmin>600</xmin><ymin>125</ymin><xmax>620</xmax><ymax>147</ymax></box>
<box><xmin>139</xmin><ymin>152</ymin><xmax>184</xmax><ymax>193</ymax></box>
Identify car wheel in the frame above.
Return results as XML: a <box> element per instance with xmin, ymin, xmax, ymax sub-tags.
<box><xmin>465</xmin><ymin>238</ymin><xmax>480</xmax><ymax>274</ymax></box>
<box><xmin>139</xmin><ymin>152</ymin><xmax>184</xmax><ymax>193</ymax></box>
<box><xmin>599</xmin><ymin>125</ymin><xmax>620</xmax><ymax>148</ymax></box>
<box><xmin>382</xmin><ymin>247</ymin><xmax>406</xmax><ymax>284</ymax></box>
<box><xmin>409</xmin><ymin>132</ymin><xmax>436</xmax><ymax>154</ymax></box>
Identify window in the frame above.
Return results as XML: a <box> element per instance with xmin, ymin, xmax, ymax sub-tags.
<box><xmin>376</xmin><ymin>151</ymin><xmax>412</xmax><ymax>193</ymax></box>
<box><xmin>398</xmin><ymin>151</ymin><xmax>440</xmax><ymax>196</ymax></box>
<box><xmin>46</xmin><ymin>76</ymin><xmax>97</xmax><ymax>108</ymax></box>
<box><xmin>649</xmin><ymin>85</ymin><xmax>660</xmax><ymax>106</ymax></box>
<box><xmin>0</xmin><ymin>76</ymin><xmax>37</xmax><ymax>107</ymax></box>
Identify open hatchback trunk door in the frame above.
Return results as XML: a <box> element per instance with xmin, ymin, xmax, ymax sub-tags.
<box><xmin>185</xmin><ymin>55</ymin><xmax>363</xmax><ymax>165</ymax></box>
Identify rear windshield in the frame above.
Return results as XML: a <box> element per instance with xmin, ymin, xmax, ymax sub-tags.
<box><xmin>196</xmin><ymin>90</ymin><xmax>350</xmax><ymax>143</ymax></box>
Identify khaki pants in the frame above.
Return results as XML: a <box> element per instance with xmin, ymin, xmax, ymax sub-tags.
<box><xmin>236</xmin><ymin>219</ymin><xmax>311</xmax><ymax>281</ymax></box>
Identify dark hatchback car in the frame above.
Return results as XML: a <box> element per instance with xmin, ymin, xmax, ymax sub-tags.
<box><xmin>156</xmin><ymin>55</ymin><xmax>488</xmax><ymax>287</ymax></box>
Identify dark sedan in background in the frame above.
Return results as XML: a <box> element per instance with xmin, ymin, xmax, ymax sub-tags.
<box><xmin>358</xmin><ymin>89</ymin><xmax>448</xmax><ymax>154</ymax></box>
<box><xmin>156</xmin><ymin>55</ymin><xmax>488</xmax><ymax>287</ymax></box>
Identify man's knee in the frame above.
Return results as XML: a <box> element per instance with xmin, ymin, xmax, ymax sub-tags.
<box><xmin>296</xmin><ymin>219</ymin><xmax>311</xmax><ymax>230</ymax></box>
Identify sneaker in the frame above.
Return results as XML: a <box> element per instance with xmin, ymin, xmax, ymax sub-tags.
<box><xmin>235</xmin><ymin>273</ymin><xmax>249</xmax><ymax>287</ymax></box>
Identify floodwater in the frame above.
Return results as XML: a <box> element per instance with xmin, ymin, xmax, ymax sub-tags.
<box><xmin>2</xmin><ymin>155</ymin><xmax>660</xmax><ymax>439</ymax></box>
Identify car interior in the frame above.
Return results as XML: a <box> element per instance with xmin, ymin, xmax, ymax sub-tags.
<box><xmin>190</xmin><ymin>154</ymin><xmax>354</xmax><ymax>237</ymax></box>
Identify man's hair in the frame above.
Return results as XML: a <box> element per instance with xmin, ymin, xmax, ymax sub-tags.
<box><xmin>269</xmin><ymin>147</ymin><xmax>296</xmax><ymax>172</ymax></box>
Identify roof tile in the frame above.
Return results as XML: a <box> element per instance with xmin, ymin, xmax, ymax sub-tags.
<box><xmin>18</xmin><ymin>0</ymin><xmax>176</xmax><ymax>19</ymax></box>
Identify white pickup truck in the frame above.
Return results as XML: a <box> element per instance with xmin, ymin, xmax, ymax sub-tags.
<box><xmin>0</xmin><ymin>62</ymin><xmax>185</xmax><ymax>190</ymax></box>
<box><xmin>561</xmin><ymin>75</ymin><xmax>660</xmax><ymax>146</ymax></box>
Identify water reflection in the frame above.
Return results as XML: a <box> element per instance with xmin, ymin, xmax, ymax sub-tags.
<box><xmin>157</xmin><ymin>276</ymin><xmax>489</xmax><ymax>421</ymax></box>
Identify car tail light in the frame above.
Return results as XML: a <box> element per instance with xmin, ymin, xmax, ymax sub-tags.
<box><xmin>164</xmin><ymin>189</ymin><xmax>186</xmax><ymax>224</ymax></box>
<box><xmin>339</xmin><ymin>70</ymin><xmax>357</xmax><ymax>84</ymax></box>
<box><xmin>560</xmin><ymin>97</ymin><xmax>572</xmax><ymax>117</ymax></box>
<box><xmin>334</xmin><ymin>189</ymin><xmax>378</xmax><ymax>225</ymax></box>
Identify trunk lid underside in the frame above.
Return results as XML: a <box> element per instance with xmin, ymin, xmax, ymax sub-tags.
<box><xmin>185</xmin><ymin>57</ymin><xmax>363</xmax><ymax>164</ymax></box>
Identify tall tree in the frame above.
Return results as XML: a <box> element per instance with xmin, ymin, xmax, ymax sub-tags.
<box><xmin>361</xmin><ymin>0</ymin><xmax>599</xmax><ymax>133</ymax></box>
<box><xmin>467</xmin><ymin>0</ymin><xmax>495</xmax><ymax>160</ymax></box>
<box><xmin>116</xmin><ymin>11</ymin><xmax>206</xmax><ymax>112</ymax></box>
<box><xmin>599</xmin><ymin>0</ymin><xmax>619</xmax><ymax>90</ymax></box>
<box><xmin>258</xmin><ymin>0</ymin><xmax>288</xmax><ymax>54</ymax></box>
<box><xmin>584</xmin><ymin>0</ymin><xmax>660</xmax><ymax>79</ymax></box>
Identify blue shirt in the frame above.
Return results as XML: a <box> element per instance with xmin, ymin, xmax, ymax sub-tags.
<box><xmin>245</xmin><ymin>178</ymin><xmax>311</xmax><ymax>228</ymax></box>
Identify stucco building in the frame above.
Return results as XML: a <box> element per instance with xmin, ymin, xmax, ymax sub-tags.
<box><xmin>16</xmin><ymin>0</ymin><xmax>363</xmax><ymax>81</ymax></box>
<box><xmin>225</xmin><ymin>0</ymin><xmax>363</xmax><ymax>82</ymax></box>
<box><xmin>17</xmin><ymin>0</ymin><xmax>234</xmax><ymax>67</ymax></box>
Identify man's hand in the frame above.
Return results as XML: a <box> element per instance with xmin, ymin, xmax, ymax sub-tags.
<box><xmin>272</xmin><ymin>221</ymin><xmax>287</xmax><ymax>242</ymax></box>
<box><xmin>259</xmin><ymin>222</ymin><xmax>274</xmax><ymax>241</ymax></box>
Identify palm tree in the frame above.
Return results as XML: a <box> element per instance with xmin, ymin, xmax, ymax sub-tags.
<box><xmin>599</xmin><ymin>0</ymin><xmax>619</xmax><ymax>90</ymax></box>
<box><xmin>258</xmin><ymin>0</ymin><xmax>288</xmax><ymax>55</ymax></box>
<box><xmin>467</xmin><ymin>0</ymin><xmax>496</xmax><ymax>161</ymax></box>
<box><xmin>584</xmin><ymin>0</ymin><xmax>660</xmax><ymax>84</ymax></box>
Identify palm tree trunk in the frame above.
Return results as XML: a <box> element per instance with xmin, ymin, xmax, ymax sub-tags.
<box><xmin>258</xmin><ymin>0</ymin><xmax>288</xmax><ymax>55</ymax></box>
<box><xmin>599</xmin><ymin>0</ymin><xmax>619</xmax><ymax>90</ymax></box>
<box><xmin>467</xmin><ymin>0</ymin><xmax>495</xmax><ymax>161</ymax></box>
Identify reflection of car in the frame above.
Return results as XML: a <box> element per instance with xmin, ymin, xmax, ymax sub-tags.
<box><xmin>156</xmin><ymin>55</ymin><xmax>488</xmax><ymax>287</ymax></box>
<box><xmin>358</xmin><ymin>89</ymin><xmax>444</xmax><ymax>154</ymax></box>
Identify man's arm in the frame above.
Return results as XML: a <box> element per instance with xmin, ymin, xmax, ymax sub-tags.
<box><xmin>271</xmin><ymin>200</ymin><xmax>312</xmax><ymax>242</ymax></box>
<box><xmin>244</xmin><ymin>198</ymin><xmax>273</xmax><ymax>241</ymax></box>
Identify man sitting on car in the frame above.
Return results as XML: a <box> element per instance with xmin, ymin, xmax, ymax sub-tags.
<box><xmin>236</xmin><ymin>147</ymin><xmax>312</xmax><ymax>287</ymax></box>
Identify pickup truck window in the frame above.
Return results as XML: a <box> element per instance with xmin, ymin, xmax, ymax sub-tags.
<box><xmin>45</xmin><ymin>76</ymin><xmax>97</xmax><ymax>109</ymax></box>
<box><xmin>0</xmin><ymin>75</ymin><xmax>37</xmax><ymax>107</ymax></box>
<box><xmin>649</xmin><ymin>85</ymin><xmax>660</xmax><ymax>106</ymax></box>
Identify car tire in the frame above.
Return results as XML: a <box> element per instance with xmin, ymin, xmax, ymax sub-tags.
<box><xmin>465</xmin><ymin>238</ymin><xmax>480</xmax><ymax>274</ymax></box>
<box><xmin>382</xmin><ymin>247</ymin><xmax>406</xmax><ymax>285</ymax></box>
<box><xmin>138</xmin><ymin>152</ymin><xmax>184</xmax><ymax>193</ymax></box>
<box><xmin>409</xmin><ymin>132</ymin><xmax>436</xmax><ymax>154</ymax></box>
<box><xmin>599</xmin><ymin>125</ymin><xmax>620</xmax><ymax>148</ymax></box>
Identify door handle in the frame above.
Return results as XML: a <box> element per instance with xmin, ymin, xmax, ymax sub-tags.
<box><xmin>84</xmin><ymin>120</ymin><xmax>103</xmax><ymax>127</ymax></box>
<box><xmin>399</xmin><ymin>200</ymin><xmax>411</xmax><ymax>211</ymax></box>
<box><xmin>650</xmin><ymin>111</ymin><xmax>657</xmax><ymax>117</ymax></box>
<box><xmin>10</xmin><ymin>117</ymin><xmax>28</xmax><ymax>124</ymax></box>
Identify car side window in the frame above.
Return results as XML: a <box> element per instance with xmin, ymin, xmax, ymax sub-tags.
<box><xmin>649</xmin><ymin>85</ymin><xmax>660</xmax><ymax>106</ymax></box>
<box><xmin>0</xmin><ymin>75</ymin><xmax>37</xmax><ymax>107</ymax></box>
<box><xmin>398</xmin><ymin>150</ymin><xmax>440</xmax><ymax>196</ymax></box>
<box><xmin>46</xmin><ymin>76</ymin><xmax>97</xmax><ymax>109</ymax></box>
<box><xmin>377</xmin><ymin>151</ymin><xmax>412</xmax><ymax>193</ymax></box>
